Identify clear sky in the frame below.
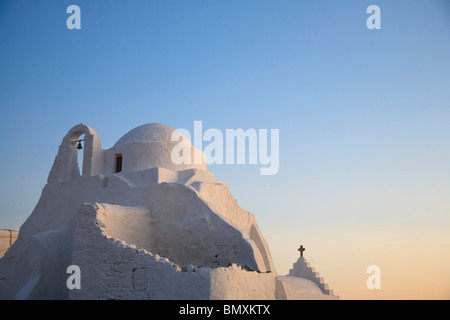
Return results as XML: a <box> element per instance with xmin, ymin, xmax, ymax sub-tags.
<box><xmin>1</xmin><ymin>0</ymin><xmax>449</xmax><ymax>299</ymax></box>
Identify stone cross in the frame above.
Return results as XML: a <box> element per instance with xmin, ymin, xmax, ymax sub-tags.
<box><xmin>298</xmin><ymin>245</ymin><xmax>305</xmax><ymax>257</ymax></box>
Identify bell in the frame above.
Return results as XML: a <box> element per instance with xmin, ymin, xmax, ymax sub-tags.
<box><xmin>77</xmin><ymin>141</ymin><xmax>83</xmax><ymax>150</ymax></box>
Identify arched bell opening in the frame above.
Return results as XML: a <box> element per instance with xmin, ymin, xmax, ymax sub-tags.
<box><xmin>47</xmin><ymin>124</ymin><xmax>104</xmax><ymax>183</ymax></box>
<box><xmin>68</xmin><ymin>130</ymin><xmax>88</xmax><ymax>179</ymax></box>
<box><xmin>75</xmin><ymin>133</ymin><xmax>85</xmax><ymax>177</ymax></box>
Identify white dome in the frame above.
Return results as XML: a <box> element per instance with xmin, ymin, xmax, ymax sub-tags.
<box><xmin>111</xmin><ymin>123</ymin><xmax>206</xmax><ymax>172</ymax></box>
<box><xmin>114</xmin><ymin>123</ymin><xmax>191</xmax><ymax>147</ymax></box>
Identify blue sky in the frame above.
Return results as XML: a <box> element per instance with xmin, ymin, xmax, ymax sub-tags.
<box><xmin>1</xmin><ymin>1</ymin><xmax>450</xmax><ymax>298</ymax></box>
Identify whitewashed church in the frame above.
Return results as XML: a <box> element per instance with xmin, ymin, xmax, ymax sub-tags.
<box><xmin>0</xmin><ymin>123</ymin><xmax>337</xmax><ymax>300</ymax></box>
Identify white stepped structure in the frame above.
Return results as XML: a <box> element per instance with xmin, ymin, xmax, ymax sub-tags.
<box><xmin>288</xmin><ymin>257</ymin><xmax>335</xmax><ymax>296</ymax></box>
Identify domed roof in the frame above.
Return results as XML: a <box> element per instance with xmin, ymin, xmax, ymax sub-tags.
<box><xmin>114</xmin><ymin>123</ymin><xmax>191</xmax><ymax>147</ymax></box>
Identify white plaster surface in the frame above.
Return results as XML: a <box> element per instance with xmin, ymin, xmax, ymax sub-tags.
<box><xmin>276</xmin><ymin>276</ymin><xmax>339</xmax><ymax>300</ymax></box>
